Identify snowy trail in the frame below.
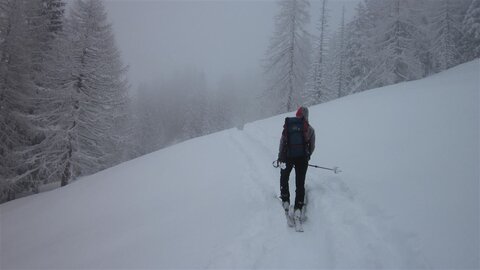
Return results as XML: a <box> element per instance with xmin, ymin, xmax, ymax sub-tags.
<box><xmin>207</xmin><ymin>125</ymin><xmax>423</xmax><ymax>269</ymax></box>
<box><xmin>208</xmin><ymin>128</ymin><xmax>329</xmax><ymax>268</ymax></box>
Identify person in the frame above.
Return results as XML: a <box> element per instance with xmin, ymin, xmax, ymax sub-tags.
<box><xmin>277</xmin><ymin>106</ymin><xmax>315</xmax><ymax>226</ymax></box>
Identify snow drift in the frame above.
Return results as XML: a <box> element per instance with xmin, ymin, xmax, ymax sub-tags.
<box><xmin>1</xmin><ymin>60</ymin><xmax>479</xmax><ymax>269</ymax></box>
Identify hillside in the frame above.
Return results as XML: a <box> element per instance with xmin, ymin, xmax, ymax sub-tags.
<box><xmin>1</xmin><ymin>60</ymin><xmax>479</xmax><ymax>269</ymax></box>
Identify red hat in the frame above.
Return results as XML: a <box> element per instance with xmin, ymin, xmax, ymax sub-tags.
<box><xmin>296</xmin><ymin>106</ymin><xmax>309</xmax><ymax>121</ymax></box>
<box><xmin>296</xmin><ymin>107</ymin><xmax>303</xmax><ymax>118</ymax></box>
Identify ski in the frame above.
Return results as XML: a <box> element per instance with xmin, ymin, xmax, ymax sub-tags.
<box><xmin>277</xmin><ymin>195</ymin><xmax>306</xmax><ymax>231</ymax></box>
<box><xmin>285</xmin><ymin>210</ymin><xmax>294</xmax><ymax>227</ymax></box>
<box><xmin>294</xmin><ymin>209</ymin><xmax>304</xmax><ymax>232</ymax></box>
<box><xmin>278</xmin><ymin>197</ymin><xmax>294</xmax><ymax>228</ymax></box>
<box><xmin>294</xmin><ymin>219</ymin><xmax>304</xmax><ymax>232</ymax></box>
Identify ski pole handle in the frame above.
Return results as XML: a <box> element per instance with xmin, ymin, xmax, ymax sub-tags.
<box><xmin>272</xmin><ymin>160</ymin><xmax>286</xmax><ymax>169</ymax></box>
<box><xmin>272</xmin><ymin>160</ymin><xmax>279</xmax><ymax>168</ymax></box>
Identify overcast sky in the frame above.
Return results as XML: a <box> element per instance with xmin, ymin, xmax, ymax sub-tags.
<box><xmin>102</xmin><ymin>0</ymin><xmax>360</xmax><ymax>90</ymax></box>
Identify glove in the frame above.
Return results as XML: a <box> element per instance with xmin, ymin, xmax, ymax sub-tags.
<box><xmin>273</xmin><ymin>159</ymin><xmax>287</xmax><ymax>170</ymax></box>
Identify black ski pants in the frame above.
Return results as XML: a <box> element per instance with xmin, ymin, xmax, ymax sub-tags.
<box><xmin>280</xmin><ymin>156</ymin><xmax>308</xmax><ymax>210</ymax></box>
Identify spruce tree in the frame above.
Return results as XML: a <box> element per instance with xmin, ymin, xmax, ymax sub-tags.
<box><xmin>304</xmin><ymin>0</ymin><xmax>329</xmax><ymax>105</ymax></box>
<box><xmin>343</xmin><ymin>2</ymin><xmax>375</xmax><ymax>94</ymax></box>
<box><xmin>429</xmin><ymin>0</ymin><xmax>465</xmax><ymax>71</ymax></box>
<box><xmin>60</xmin><ymin>0</ymin><xmax>130</xmax><ymax>183</ymax></box>
<box><xmin>462</xmin><ymin>0</ymin><xmax>480</xmax><ymax>60</ymax></box>
<box><xmin>0</xmin><ymin>0</ymin><xmax>38</xmax><ymax>200</ymax></box>
<box><xmin>334</xmin><ymin>6</ymin><xmax>347</xmax><ymax>98</ymax></box>
<box><xmin>264</xmin><ymin>0</ymin><xmax>311</xmax><ymax>113</ymax></box>
<box><xmin>367</xmin><ymin>0</ymin><xmax>425</xmax><ymax>87</ymax></box>
<box><xmin>23</xmin><ymin>0</ymin><xmax>66</xmax><ymax>192</ymax></box>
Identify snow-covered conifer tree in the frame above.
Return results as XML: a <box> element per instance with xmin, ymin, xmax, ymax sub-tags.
<box><xmin>0</xmin><ymin>0</ymin><xmax>69</xmax><ymax>199</ymax></box>
<box><xmin>19</xmin><ymin>0</ymin><xmax>67</xmax><ymax>192</ymax></box>
<box><xmin>0</xmin><ymin>0</ymin><xmax>130</xmax><ymax>199</ymax></box>
<box><xmin>264</xmin><ymin>0</ymin><xmax>311</xmax><ymax>113</ymax></box>
<box><xmin>59</xmin><ymin>0</ymin><xmax>130</xmax><ymax>183</ymax></box>
<box><xmin>462</xmin><ymin>0</ymin><xmax>480</xmax><ymax>60</ymax></box>
<box><xmin>343</xmin><ymin>2</ymin><xmax>375</xmax><ymax>94</ymax></box>
<box><xmin>366</xmin><ymin>0</ymin><xmax>425</xmax><ymax>88</ymax></box>
<box><xmin>0</xmin><ymin>0</ymin><xmax>39</xmax><ymax>200</ymax></box>
<box><xmin>429</xmin><ymin>0</ymin><xmax>465</xmax><ymax>72</ymax></box>
<box><xmin>304</xmin><ymin>0</ymin><xmax>329</xmax><ymax>105</ymax></box>
<box><xmin>333</xmin><ymin>6</ymin><xmax>347</xmax><ymax>98</ymax></box>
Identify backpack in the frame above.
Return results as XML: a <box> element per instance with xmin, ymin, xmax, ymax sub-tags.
<box><xmin>284</xmin><ymin>117</ymin><xmax>308</xmax><ymax>158</ymax></box>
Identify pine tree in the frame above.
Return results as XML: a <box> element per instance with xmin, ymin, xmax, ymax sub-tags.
<box><xmin>264</xmin><ymin>0</ymin><xmax>311</xmax><ymax>113</ymax></box>
<box><xmin>0</xmin><ymin>0</ymin><xmax>130</xmax><ymax>200</ymax></box>
<box><xmin>304</xmin><ymin>0</ymin><xmax>328</xmax><ymax>105</ymax></box>
<box><xmin>22</xmin><ymin>0</ymin><xmax>67</xmax><ymax>192</ymax></box>
<box><xmin>343</xmin><ymin>1</ymin><xmax>375</xmax><ymax>94</ymax></box>
<box><xmin>462</xmin><ymin>0</ymin><xmax>480</xmax><ymax>60</ymax></box>
<box><xmin>429</xmin><ymin>0</ymin><xmax>465</xmax><ymax>71</ymax></box>
<box><xmin>0</xmin><ymin>0</ymin><xmax>38</xmax><ymax>200</ymax></box>
<box><xmin>367</xmin><ymin>0</ymin><xmax>425</xmax><ymax>88</ymax></box>
<box><xmin>59</xmin><ymin>0</ymin><xmax>130</xmax><ymax>184</ymax></box>
<box><xmin>43</xmin><ymin>0</ymin><xmax>65</xmax><ymax>34</ymax></box>
<box><xmin>0</xmin><ymin>0</ymin><xmax>68</xmax><ymax>200</ymax></box>
<box><xmin>334</xmin><ymin>6</ymin><xmax>347</xmax><ymax>98</ymax></box>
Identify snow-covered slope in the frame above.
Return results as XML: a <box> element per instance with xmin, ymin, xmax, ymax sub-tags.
<box><xmin>1</xmin><ymin>60</ymin><xmax>479</xmax><ymax>269</ymax></box>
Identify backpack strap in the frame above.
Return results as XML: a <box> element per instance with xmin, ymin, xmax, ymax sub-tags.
<box><xmin>303</xmin><ymin>120</ymin><xmax>310</xmax><ymax>143</ymax></box>
<box><xmin>303</xmin><ymin>120</ymin><xmax>311</xmax><ymax>156</ymax></box>
<box><xmin>277</xmin><ymin>118</ymin><xmax>289</xmax><ymax>161</ymax></box>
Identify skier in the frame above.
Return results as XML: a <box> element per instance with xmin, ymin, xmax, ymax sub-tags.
<box><xmin>277</xmin><ymin>106</ymin><xmax>315</xmax><ymax>231</ymax></box>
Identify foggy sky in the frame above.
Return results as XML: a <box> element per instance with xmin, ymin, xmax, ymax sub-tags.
<box><xmin>103</xmin><ymin>0</ymin><xmax>360</xmax><ymax>90</ymax></box>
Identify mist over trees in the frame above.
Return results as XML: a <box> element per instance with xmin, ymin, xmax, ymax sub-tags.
<box><xmin>132</xmin><ymin>70</ymin><xmax>264</xmax><ymax>157</ymax></box>
<box><xmin>264</xmin><ymin>0</ymin><xmax>480</xmax><ymax>113</ymax></box>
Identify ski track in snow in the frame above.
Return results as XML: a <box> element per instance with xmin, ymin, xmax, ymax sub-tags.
<box><xmin>206</xmin><ymin>126</ymin><xmax>427</xmax><ymax>269</ymax></box>
<box><xmin>206</xmin><ymin>130</ymin><xmax>278</xmax><ymax>268</ymax></box>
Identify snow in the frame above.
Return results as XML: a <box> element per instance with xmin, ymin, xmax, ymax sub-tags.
<box><xmin>1</xmin><ymin>60</ymin><xmax>479</xmax><ymax>269</ymax></box>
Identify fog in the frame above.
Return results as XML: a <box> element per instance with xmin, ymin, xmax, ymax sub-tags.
<box><xmin>103</xmin><ymin>0</ymin><xmax>359</xmax><ymax>90</ymax></box>
<box><xmin>104</xmin><ymin>0</ymin><xmax>275</xmax><ymax>89</ymax></box>
<box><xmin>100</xmin><ymin>0</ymin><xmax>360</xmax><ymax>155</ymax></box>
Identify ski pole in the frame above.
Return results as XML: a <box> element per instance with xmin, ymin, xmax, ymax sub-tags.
<box><xmin>308</xmin><ymin>164</ymin><xmax>342</xmax><ymax>174</ymax></box>
<box><xmin>273</xmin><ymin>160</ymin><xmax>341</xmax><ymax>174</ymax></box>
